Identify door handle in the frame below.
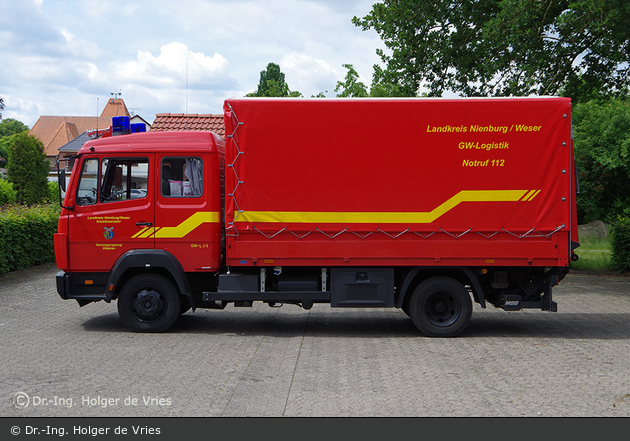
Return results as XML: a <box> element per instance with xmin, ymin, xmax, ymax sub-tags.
<box><xmin>136</xmin><ymin>222</ymin><xmax>153</xmax><ymax>227</ymax></box>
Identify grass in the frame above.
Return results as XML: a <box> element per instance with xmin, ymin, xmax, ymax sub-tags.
<box><xmin>570</xmin><ymin>234</ymin><xmax>613</xmax><ymax>272</ymax></box>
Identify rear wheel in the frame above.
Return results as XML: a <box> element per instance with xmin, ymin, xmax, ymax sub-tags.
<box><xmin>408</xmin><ymin>276</ymin><xmax>472</xmax><ymax>337</ymax></box>
<box><xmin>117</xmin><ymin>274</ymin><xmax>181</xmax><ymax>332</ymax></box>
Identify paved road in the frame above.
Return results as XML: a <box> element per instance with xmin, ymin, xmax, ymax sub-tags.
<box><xmin>1</xmin><ymin>264</ymin><xmax>629</xmax><ymax>417</ymax></box>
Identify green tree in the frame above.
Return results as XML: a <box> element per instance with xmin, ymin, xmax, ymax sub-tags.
<box><xmin>334</xmin><ymin>64</ymin><xmax>406</xmax><ymax>97</ymax></box>
<box><xmin>335</xmin><ymin>64</ymin><xmax>369</xmax><ymax>97</ymax></box>
<box><xmin>0</xmin><ymin>138</ymin><xmax>11</xmax><ymax>168</ymax></box>
<box><xmin>7</xmin><ymin>132</ymin><xmax>50</xmax><ymax>205</ymax></box>
<box><xmin>0</xmin><ymin>118</ymin><xmax>29</xmax><ymax>137</ymax></box>
<box><xmin>0</xmin><ymin>119</ymin><xmax>29</xmax><ymax>168</ymax></box>
<box><xmin>353</xmin><ymin>1</ymin><xmax>630</xmax><ymax>101</ymax></box>
<box><xmin>246</xmin><ymin>62</ymin><xmax>302</xmax><ymax>97</ymax></box>
<box><xmin>368</xmin><ymin>65</ymin><xmax>406</xmax><ymax>97</ymax></box>
<box><xmin>572</xmin><ymin>99</ymin><xmax>630</xmax><ymax>223</ymax></box>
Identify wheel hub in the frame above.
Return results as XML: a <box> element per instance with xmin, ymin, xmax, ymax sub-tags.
<box><xmin>425</xmin><ymin>292</ymin><xmax>459</xmax><ymax>326</ymax></box>
<box><xmin>433</xmin><ymin>300</ymin><xmax>447</xmax><ymax>313</ymax></box>
<box><xmin>132</xmin><ymin>290</ymin><xmax>164</xmax><ymax>321</ymax></box>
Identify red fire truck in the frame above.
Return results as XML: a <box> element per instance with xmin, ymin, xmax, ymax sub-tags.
<box><xmin>55</xmin><ymin>97</ymin><xmax>579</xmax><ymax>337</ymax></box>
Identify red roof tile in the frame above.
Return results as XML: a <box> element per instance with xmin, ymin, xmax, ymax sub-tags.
<box><xmin>151</xmin><ymin>114</ymin><xmax>224</xmax><ymax>137</ymax></box>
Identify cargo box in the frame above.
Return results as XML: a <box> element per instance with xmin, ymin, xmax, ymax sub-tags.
<box><xmin>223</xmin><ymin>97</ymin><xmax>576</xmax><ymax>268</ymax></box>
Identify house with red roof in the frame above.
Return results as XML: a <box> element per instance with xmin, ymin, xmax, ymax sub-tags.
<box><xmin>29</xmin><ymin>98</ymin><xmax>131</xmax><ymax>168</ymax></box>
<box><xmin>31</xmin><ymin>99</ymin><xmax>225</xmax><ymax>173</ymax></box>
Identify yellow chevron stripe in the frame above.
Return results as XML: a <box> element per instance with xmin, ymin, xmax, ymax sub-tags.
<box><xmin>520</xmin><ymin>190</ymin><xmax>536</xmax><ymax>202</ymax></box>
<box><xmin>524</xmin><ymin>189</ymin><xmax>541</xmax><ymax>202</ymax></box>
<box><xmin>236</xmin><ymin>190</ymin><xmax>537</xmax><ymax>224</ymax></box>
<box><xmin>139</xmin><ymin>227</ymin><xmax>158</xmax><ymax>239</ymax></box>
<box><xmin>133</xmin><ymin>190</ymin><xmax>539</xmax><ymax>239</ymax></box>
<box><xmin>132</xmin><ymin>227</ymin><xmax>155</xmax><ymax>239</ymax></box>
<box><xmin>153</xmin><ymin>212</ymin><xmax>220</xmax><ymax>238</ymax></box>
<box><xmin>132</xmin><ymin>212</ymin><xmax>220</xmax><ymax>239</ymax></box>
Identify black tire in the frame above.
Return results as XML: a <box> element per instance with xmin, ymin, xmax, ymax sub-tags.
<box><xmin>408</xmin><ymin>276</ymin><xmax>472</xmax><ymax>337</ymax></box>
<box><xmin>401</xmin><ymin>296</ymin><xmax>411</xmax><ymax>317</ymax></box>
<box><xmin>117</xmin><ymin>274</ymin><xmax>181</xmax><ymax>332</ymax></box>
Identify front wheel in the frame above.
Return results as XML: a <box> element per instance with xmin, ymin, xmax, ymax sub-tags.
<box><xmin>408</xmin><ymin>276</ymin><xmax>472</xmax><ymax>337</ymax></box>
<box><xmin>117</xmin><ymin>274</ymin><xmax>181</xmax><ymax>332</ymax></box>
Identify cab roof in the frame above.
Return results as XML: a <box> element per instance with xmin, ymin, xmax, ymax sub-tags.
<box><xmin>78</xmin><ymin>130</ymin><xmax>224</xmax><ymax>155</ymax></box>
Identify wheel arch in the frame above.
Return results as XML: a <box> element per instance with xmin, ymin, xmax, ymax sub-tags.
<box><xmin>396</xmin><ymin>267</ymin><xmax>485</xmax><ymax>310</ymax></box>
<box><xmin>106</xmin><ymin>249</ymin><xmax>194</xmax><ymax>309</ymax></box>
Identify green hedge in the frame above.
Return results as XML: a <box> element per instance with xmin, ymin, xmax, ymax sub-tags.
<box><xmin>611</xmin><ymin>216</ymin><xmax>630</xmax><ymax>273</ymax></box>
<box><xmin>0</xmin><ymin>204</ymin><xmax>60</xmax><ymax>275</ymax></box>
<box><xmin>0</xmin><ymin>179</ymin><xmax>16</xmax><ymax>205</ymax></box>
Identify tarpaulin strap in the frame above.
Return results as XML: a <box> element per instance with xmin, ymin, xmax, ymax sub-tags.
<box><xmin>289</xmin><ymin>231</ymin><xmax>313</xmax><ymax>239</ymax></box>
<box><xmin>377</xmin><ymin>228</ymin><xmax>411</xmax><ymax>239</ymax></box>
<box><xmin>476</xmin><ymin>231</ymin><xmax>499</xmax><ymax>239</ymax></box>
<box><xmin>351</xmin><ymin>231</ymin><xmax>374</xmax><ymax>239</ymax></box>
<box><xmin>226</xmin><ymin>103</ymin><xmax>245</xmax><ymax>233</ymax></box>
<box><xmin>247</xmin><ymin>226</ymin><xmax>566</xmax><ymax>240</ymax></box>
<box><xmin>502</xmin><ymin>224</ymin><xmax>565</xmax><ymax>238</ymax></box>
<box><xmin>439</xmin><ymin>228</ymin><xmax>472</xmax><ymax>239</ymax></box>
<box><xmin>315</xmin><ymin>228</ymin><xmax>348</xmax><ymax>239</ymax></box>
<box><xmin>253</xmin><ymin>227</ymin><xmax>286</xmax><ymax>239</ymax></box>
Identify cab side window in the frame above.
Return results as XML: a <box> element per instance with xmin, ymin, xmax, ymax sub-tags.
<box><xmin>161</xmin><ymin>157</ymin><xmax>203</xmax><ymax>197</ymax></box>
<box><xmin>100</xmin><ymin>158</ymin><xmax>149</xmax><ymax>203</ymax></box>
<box><xmin>76</xmin><ymin>158</ymin><xmax>99</xmax><ymax>206</ymax></box>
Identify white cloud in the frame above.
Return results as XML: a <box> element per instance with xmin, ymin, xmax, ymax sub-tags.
<box><xmin>0</xmin><ymin>0</ymin><xmax>385</xmax><ymax>127</ymax></box>
<box><xmin>0</xmin><ymin>94</ymin><xmax>45</xmax><ymax>124</ymax></box>
<box><xmin>76</xmin><ymin>0</ymin><xmax>113</xmax><ymax>20</ymax></box>
<box><xmin>110</xmin><ymin>42</ymin><xmax>234</xmax><ymax>90</ymax></box>
<box><xmin>59</xmin><ymin>28</ymin><xmax>102</xmax><ymax>59</ymax></box>
<box><xmin>280</xmin><ymin>53</ymin><xmax>340</xmax><ymax>96</ymax></box>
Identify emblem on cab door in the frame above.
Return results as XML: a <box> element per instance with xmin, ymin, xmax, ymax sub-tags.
<box><xmin>103</xmin><ymin>227</ymin><xmax>115</xmax><ymax>240</ymax></box>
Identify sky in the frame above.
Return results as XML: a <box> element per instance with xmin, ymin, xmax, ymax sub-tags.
<box><xmin>0</xmin><ymin>0</ymin><xmax>386</xmax><ymax>128</ymax></box>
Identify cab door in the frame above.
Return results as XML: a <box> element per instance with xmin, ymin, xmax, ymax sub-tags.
<box><xmin>68</xmin><ymin>154</ymin><xmax>154</xmax><ymax>272</ymax></box>
<box><xmin>154</xmin><ymin>154</ymin><xmax>221</xmax><ymax>272</ymax></box>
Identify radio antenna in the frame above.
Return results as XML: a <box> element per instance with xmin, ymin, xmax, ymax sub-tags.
<box><xmin>96</xmin><ymin>97</ymin><xmax>99</xmax><ymax>138</ymax></box>
<box><xmin>186</xmin><ymin>58</ymin><xmax>189</xmax><ymax>114</ymax></box>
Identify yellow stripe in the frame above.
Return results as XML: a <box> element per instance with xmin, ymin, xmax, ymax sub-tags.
<box><xmin>520</xmin><ymin>190</ymin><xmax>536</xmax><ymax>202</ymax></box>
<box><xmin>153</xmin><ymin>211</ymin><xmax>220</xmax><ymax>238</ymax></box>
<box><xmin>132</xmin><ymin>227</ymin><xmax>150</xmax><ymax>239</ymax></box>
<box><xmin>132</xmin><ymin>227</ymin><xmax>159</xmax><ymax>239</ymax></box>
<box><xmin>526</xmin><ymin>189</ymin><xmax>541</xmax><ymax>201</ymax></box>
<box><xmin>236</xmin><ymin>190</ymin><xmax>535</xmax><ymax>224</ymax></box>
<box><xmin>140</xmin><ymin>227</ymin><xmax>158</xmax><ymax>238</ymax></box>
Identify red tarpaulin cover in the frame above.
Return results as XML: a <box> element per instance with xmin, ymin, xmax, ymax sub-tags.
<box><xmin>223</xmin><ymin>97</ymin><xmax>575</xmax><ymax>267</ymax></box>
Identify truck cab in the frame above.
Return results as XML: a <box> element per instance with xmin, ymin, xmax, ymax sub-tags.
<box><xmin>55</xmin><ymin>131</ymin><xmax>224</xmax><ymax>330</ymax></box>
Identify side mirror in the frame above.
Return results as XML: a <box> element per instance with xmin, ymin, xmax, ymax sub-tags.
<box><xmin>59</xmin><ymin>168</ymin><xmax>67</xmax><ymax>192</ymax></box>
<box><xmin>56</xmin><ymin>159</ymin><xmax>73</xmax><ymax>211</ymax></box>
